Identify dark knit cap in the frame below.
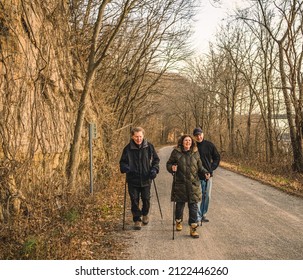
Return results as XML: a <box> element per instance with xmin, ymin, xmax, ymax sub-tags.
<box><xmin>193</xmin><ymin>127</ymin><xmax>203</xmax><ymax>135</ymax></box>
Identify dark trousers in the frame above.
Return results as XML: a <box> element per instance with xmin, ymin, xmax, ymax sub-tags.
<box><xmin>175</xmin><ymin>202</ymin><xmax>198</xmax><ymax>225</ymax></box>
<box><xmin>128</xmin><ymin>184</ymin><xmax>151</xmax><ymax>222</ymax></box>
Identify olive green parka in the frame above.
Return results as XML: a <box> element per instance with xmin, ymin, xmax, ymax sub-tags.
<box><xmin>166</xmin><ymin>146</ymin><xmax>208</xmax><ymax>203</ymax></box>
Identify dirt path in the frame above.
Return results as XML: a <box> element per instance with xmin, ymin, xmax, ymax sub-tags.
<box><xmin>124</xmin><ymin>146</ymin><xmax>303</xmax><ymax>260</ymax></box>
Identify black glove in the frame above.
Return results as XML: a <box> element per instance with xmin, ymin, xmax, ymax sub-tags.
<box><xmin>150</xmin><ymin>168</ymin><xmax>157</xmax><ymax>179</ymax></box>
<box><xmin>120</xmin><ymin>165</ymin><xmax>130</xmax><ymax>174</ymax></box>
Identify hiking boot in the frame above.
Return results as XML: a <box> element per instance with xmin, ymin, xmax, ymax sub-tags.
<box><xmin>190</xmin><ymin>223</ymin><xmax>199</xmax><ymax>238</ymax></box>
<box><xmin>176</xmin><ymin>219</ymin><xmax>182</xmax><ymax>231</ymax></box>
<box><xmin>142</xmin><ymin>215</ymin><xmax>149</xmax><ymax>225</ymax></box>
<box><xmin>134</xmin><ymin>221</ymin><xmax>142</xmax><ymax>230</ymax></box>
<box><xmin>202</xmin><ymin>216</ymin><xmax>209</xmax><ymax>222</ymax></box>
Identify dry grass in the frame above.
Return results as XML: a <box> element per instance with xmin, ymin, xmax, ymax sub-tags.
<box><xmin>220</xmin><ymin>159</ymin><xmax>303</xmax><ymax>198</ymax></box>
<box><xmin>0</xmin><ymin>174</ymin><xmax>131</xmax><ymax>260</ymax></box>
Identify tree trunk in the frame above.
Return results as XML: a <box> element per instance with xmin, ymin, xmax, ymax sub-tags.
<box><xmin>278</xmin><ymin>44</ymin><xmax>303</xmax><ymax>171</ymax></box>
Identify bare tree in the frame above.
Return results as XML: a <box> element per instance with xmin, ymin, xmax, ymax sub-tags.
<box><xmin>222</xmin><ymin>17</ymin><xmax>279</xmax><ymax>161</ymax></box>
<box><xmin>67</xmin><ymin>0</ymin><xmax>138</xmax><ymax>188</ymax></box>
<box><xmin>66</xmin><ymin>0</ymin><xmax>199</xmax><ymax>187</ymax></box>
<box><xmin>253</xmin><ymin>0</ymin><xmax>303</xmax><ymax>171</ymax></box>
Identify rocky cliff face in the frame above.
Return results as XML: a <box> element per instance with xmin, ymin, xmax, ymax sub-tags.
<box><xmin>0</xmin><ymin>1</ymin><xmax>80</xmax><ymax>160</ymax></box>
<box><xmin>0</xmin><ymin>1</ymin><xmax>84</xmax><ymax>219</ymax></box>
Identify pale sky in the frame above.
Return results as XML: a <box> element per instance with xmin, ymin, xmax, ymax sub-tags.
<box><xmin>191</xmin><ymin>0</ymin><xmax>250</xmax><ymax>54</ymax></box>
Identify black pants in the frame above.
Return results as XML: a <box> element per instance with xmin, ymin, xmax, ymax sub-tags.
<box><xmin>175</xmin><ymin>202</ymin><xmax>198</xmax><ymax>225</ymax></box>
<box><xmin>128</xmin><ymin>184</ymin><xmax>151</xmax><ymax>222</ymax></box>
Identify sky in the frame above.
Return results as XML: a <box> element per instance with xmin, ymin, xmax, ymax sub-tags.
<box><xmin>191</xmin><ymin>0</ymin><xmax>250</xmax><ymax>54</ymax></box>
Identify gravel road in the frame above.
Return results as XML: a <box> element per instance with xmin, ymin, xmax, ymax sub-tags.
<box><xmin>124</xmin><ymin>146</ymin><xmax>303</xmax><ymax>260</ymax></box>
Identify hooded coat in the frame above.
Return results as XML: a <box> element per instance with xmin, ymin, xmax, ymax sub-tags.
<box><xmin>166</xmin><ymin>146</ymin><xmax>208</xmax><ymax>203</ymax></box>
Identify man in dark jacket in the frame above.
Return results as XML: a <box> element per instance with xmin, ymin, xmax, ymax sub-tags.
<box><xmin>119</xmin><ymin>127</ymin><xmax>160</xmax><ymax>230</ymax></box>
<box><xmin>193</xmin><ymin>127</ymin><xmax>220</xmax><ymax>224</ymax></box>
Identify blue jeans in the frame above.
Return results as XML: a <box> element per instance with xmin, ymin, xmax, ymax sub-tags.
<box><xmin>197</xmin><ymin>178</ymin><xmax>212</xmax><ymax>221</ymax></box>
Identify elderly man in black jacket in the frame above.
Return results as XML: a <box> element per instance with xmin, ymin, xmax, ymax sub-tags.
<box><xmin>120</xmin><ymin>127</ymin><xmax>160</xmax><ymax>230</ymax></box>
<box><xmin>193</xmin><ymin>127</ymin><xmax>220</xmax><ymax>224</ymax></box>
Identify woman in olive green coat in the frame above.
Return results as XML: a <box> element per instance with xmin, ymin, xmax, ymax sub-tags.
<box><xmin>167</xmin><ymin>134</ymin><xmax>210</xmax><ymax>238</ymax></box>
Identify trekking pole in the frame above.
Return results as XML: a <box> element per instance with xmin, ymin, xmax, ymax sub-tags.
<box><xmin>122</xmin><ymin>178</ymin><xmax>127</xmax><ymax>230</ymax></box>
<box><xmin>200</xmin><ymin>179</ymin><xmax>207</xmax><ymax>227</ymax></box>
<box><xmin>173</xmin><ymin>200</ymin><xmax>176</xmax><ymax>240</ymax></box>
<box><xmin>152</xmin><ymin>179</ymin><xmax>163</xmax><ymax>219</ymax></box>
<box><xmin>172</xmin><ymin>171</ymin><xmax>176</xmax><ymax>240</ymax></box>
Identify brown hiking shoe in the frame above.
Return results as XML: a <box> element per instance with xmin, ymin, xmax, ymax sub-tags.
<box><xmin>176</xmin><ymin>219</ymin><xmax>182</xmax><ymax>231</ymax></box>
<box><xmin>190</xmin><ymin>223</ymin><xmax>199</xmax><ymax>238</ymax></box>
<box><xmin>142</xmin><ymin>215</ymin><xmax>149</xmax><ymax>225</ymax></box>
<box><xmin>134</xmin><ymin>221</ymin><xmax>142</xmax><ymax>230</ymax></box>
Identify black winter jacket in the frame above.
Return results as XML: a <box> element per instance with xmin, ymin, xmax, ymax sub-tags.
<box><xmin>119</xmin><ymin>139</ymin><xmax>160</xmax><ymax>187</ymax></box>
<box><xmin>196</xmin><ymin>140</ymin><xmax>220</xmax><ymax>175</ymax></box>
<box><xmin>166</xmin><ymin>146</ymin><xmax>208</xmax><ymax>203</ymax></box>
